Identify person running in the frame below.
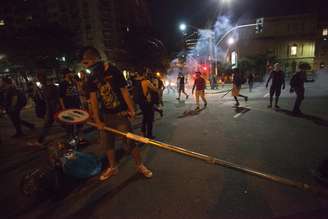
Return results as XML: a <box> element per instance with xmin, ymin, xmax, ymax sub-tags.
<box><xmin>192</xmin><ymin>72</ymin><xmax>207</xmax><ymax>110</ymax></box>
<box><xmin>266</xmin><ymin>63</ymin><xmax>285</xmax><ymax>108</ymax></box>
<box><xmin>290</xmin><ymin>63</ymin><xmax>308</xmax><ymax>115</ymax></box>
<box><xmin>176</xmin><ymin>72</ymin><xmax>189</xmax><ymax>100</ymax></box>
<box><xmin>80</xmin><ymin>46</ymin><xmax>152</xmax><ymax>181</ymax></box>
<box><xmin>1</xmin><ymin>77</ymin><xmax>34</xmax><ymax>137</ymax></box>
<box><xmin>134</xmin><ymin>71</ymin><xmax>159</xmax><ymax>138</ymax></box>
<box><xmin>232</xmin><ymin>69</ymin><xmax>248</xmax><ymax>107</ymax></box>
<box><xmin>248</xmin><ymin>72</ymin><xmax>255</xmax><ymax>92</ymax></box>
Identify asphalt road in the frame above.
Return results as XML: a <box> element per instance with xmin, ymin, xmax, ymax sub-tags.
<box><xmin>1</xmin><ymin>82</ymin><xmax>328</xmax><ymax>219</ymax></box>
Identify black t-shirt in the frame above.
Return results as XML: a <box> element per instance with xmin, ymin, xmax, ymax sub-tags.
<box><xmin>87</xmin><ymin>64</ymin><xmax>128</xmax><ymax>114</ymax></box>
<box><xmin>59</xmin><ymin>80</ymin><xmax>80</xmax><ymax>108</ymax></box>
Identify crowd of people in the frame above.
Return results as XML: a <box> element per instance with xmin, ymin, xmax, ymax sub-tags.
<box><xmin>0</xmin><ymin>46</ymin><xmax>309</xmax><ymax>180</ymax></box>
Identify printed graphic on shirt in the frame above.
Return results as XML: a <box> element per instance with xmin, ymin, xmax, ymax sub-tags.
<box><xmin>98</xmin><ymin>81</ymin><xmax>121</xmax><ymax>110</ymax></box>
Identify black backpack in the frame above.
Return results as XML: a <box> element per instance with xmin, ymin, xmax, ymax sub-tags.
<box><xmin>133</xmin><ymin>80</ymin><xmax>147</xmax><ymax>106</ymax></box>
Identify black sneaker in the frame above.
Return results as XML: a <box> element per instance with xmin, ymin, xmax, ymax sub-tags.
<box><xmin>204</xmin><ymin>102</ymin><xmax>207</xmax><ymax>108</ymax></box>
<box><xmin>245</xmin><ymin>97</ymin><xmax>248</xmax><ymax>102</ymax></box>
<box><xmin>186</xmin><ymin>95</ymin><xmax>189</xmax><ymax>100</ymax></box>
<box><xmin>275</xmin><ymin>105</ymin><xmax>280</xmax><ymax>109</ymax></box>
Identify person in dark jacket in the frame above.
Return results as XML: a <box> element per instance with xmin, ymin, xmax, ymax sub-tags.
<box><xmin>1</xmin><ymin>77</ymin><xmax>34</xmax><ymax>137</ymax></box>
<box><xmin>290</xmin><ymin>63</ymin><xmax>309</xmax><ymax>115</ymax></box>
<box><xmin>266</xmin><ymin>63</ymin><xmax>285</xmax><ymax>108</ymax></box>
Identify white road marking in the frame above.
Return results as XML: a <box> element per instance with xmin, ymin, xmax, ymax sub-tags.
<box><xmin>264</xmin><ymin>93</ymin><xmax>270</xmax><ymax>97</ymax></box>
<box><xmin>234</xmin><ymin>113</ymin><xmax>242</xmax><ymax>118</ymax></box>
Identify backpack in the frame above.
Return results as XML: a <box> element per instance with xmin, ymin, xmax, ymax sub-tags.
<box><xmin>133</xmin><ymin>80</ymin><xmax>147</xmax><ymax>105</ymax></box>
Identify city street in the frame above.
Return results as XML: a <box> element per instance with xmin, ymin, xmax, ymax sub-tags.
<box><xmin>1</xmin><ymin>81</ymin><xmax>328</xmax><ymax>219</ymax></box>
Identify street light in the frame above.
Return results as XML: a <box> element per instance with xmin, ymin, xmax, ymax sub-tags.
<box><xmin>179</xmin><ymin>23</ymin><xmax>187</xmax><ymax>32</ymax></box>
<box><xmin>227</xmin><ymin>37</ymin><xmax>235</xmax><ymax>45</ymax></box>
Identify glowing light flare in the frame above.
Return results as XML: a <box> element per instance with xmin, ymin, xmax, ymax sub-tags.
<box><xmin>227</xmin><ymin>37</ymin><xmax>235</xmax><ymax>45</ymax></box>
<box><xmin>179</xmin><ymin>23</ymin><xmax>187</xmax><ymax>31</ymax></box>
<box><xmin>36</xmin><ymin>81</ymin><xmax>42</xmax><ymax>88</ymax></box>
<box><xmin>156</xmin><ymin>72</ymin><xmax>161</xmax><ymax>77</ymax></box>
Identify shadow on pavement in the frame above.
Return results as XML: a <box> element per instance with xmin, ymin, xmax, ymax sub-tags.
<box><xmin>178</xmin><ymin>107</ymin><xmax>206</xmax><ymax>118</ymax></box>
<box><xmin>233</xmin><ymin>106</ymin><xmax>251</xmax><ymax>114</ymax></box>
<box><xmin>276</xmin><ymin>109</ymin><xmax>328</xmax><ymax>127</ymax></box>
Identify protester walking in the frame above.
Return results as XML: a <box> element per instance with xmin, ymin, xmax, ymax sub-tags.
<box><xmin>232</xmin><ymin>69</ymin><xmax>248</xmax><ymax>107</ymax></box>
<box><xmin>134</xmin><ymin>71</ymin><xmax>159</xmax><ymax>138</ymax></box>
<box><xmin>1</xmin><ymin>77</ymin><xmax>34</xmax><ymax>137</ymax></box>
<box><xmin>80</xmin><ymin>46</ymin><xmax>152</xmax><ymax>181</ymax></box>
<box><xmin>266</xmin><ymin>63</ymin><xmax>285</xmax><ymax>108</ymax></box>
<box><xmin>192</xmin><ymin>72</ymin><xmax>207</xmax><ymax>110</ymax></box>
<box><xmin>290</xmin><ymin>63</ymin><xmax>309</xmax><ymax>115</ymax></box>
<box><xmin>28</xmin><ymin>73</ymin><xmax>60</xmax><ymax>146</ymax></box>
<box><xmin>248</xmin><ymin>73</ymin><xmax>255</xmax><ymax>92</ymax></box>
<box><xmin>177</xmin><ymin>72</ymin><xmax>189</xmax><ymax>100</ymax></box>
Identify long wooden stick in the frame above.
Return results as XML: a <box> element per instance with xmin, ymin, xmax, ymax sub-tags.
<box><xmin>88</xmin><ymin>121</ymin><xmax>328</xmax><ymax>197</ymax></box>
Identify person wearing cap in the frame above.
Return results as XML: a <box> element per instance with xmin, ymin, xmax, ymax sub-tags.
<box><xmin>192</xmin><ymin>72</ymin><xmax>207</xmax><ymax>110</ymax></box>
<box><xmin>266</xmin><ymin>63</ymin><xmax>285</xmax><ymax>108</ymax></box>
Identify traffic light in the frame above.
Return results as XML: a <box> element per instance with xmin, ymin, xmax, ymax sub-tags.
<box><xmin>256</xmin><ymin>18</ymin><xmax>264</xmax><ymax>34</ymax></box>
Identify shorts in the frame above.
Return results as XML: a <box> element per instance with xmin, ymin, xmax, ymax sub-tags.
<box><xmin>100</xmin><ymin>113</ymin><xmax>136</xmax><ymax>150</ymax></box>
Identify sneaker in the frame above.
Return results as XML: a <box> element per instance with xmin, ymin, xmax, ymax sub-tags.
<box><xmin>267</xmin><ymin>104</ymin><xmax>272</xmax><ymax>108</ymax></box>
<box><xmin>186</xmin><ymin>95</ymin><xmax>189</xmax><ymax>100</ymax></box>
<box><xmin>195</xmin><ymin>106</ymin><xmax>200</xmax><ymax>111</ymax></box>
<box><xmin>204</xmin><ymin>102</ymin><xmax>207</xmax><ymax>108</ymax></box>
<box><xmin>99</xmin><ymin>167</ymin><xmax>119</xmax><ymax>181</ymax></box>
<box><xmin>245</xmin><ymin>96</ymin><xmax>248</xmax><ymax>102</ymax></box>
<box><xmin>235</xmin><ymin>102</ymin><xmax>240</xmax><ymax>107</ymax></box>
<box><xmin>176</xmin><ymin>97</ymin><xmax>180</xmax><ymax>100</ymax></box>
<box><xmin>137</xmin><ymin>164</ymin><xmax>152</xmax><ymax>178</ymax></box>
<box><xmin>275</xmin><ymin>105</ymin><xmax>280</xmax><ymax>109</ymax></box>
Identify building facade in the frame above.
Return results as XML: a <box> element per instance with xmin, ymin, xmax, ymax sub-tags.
<box><xmin>230</xmin><ymin>14</ymin><xmax>328</xmax><ymax>74</ymax></box>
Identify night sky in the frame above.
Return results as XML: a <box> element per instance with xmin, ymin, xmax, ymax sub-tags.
<box><xmin>150</xmin><ymin>0</ymin><xmax>325</xmax><ymax>53</ymax></box>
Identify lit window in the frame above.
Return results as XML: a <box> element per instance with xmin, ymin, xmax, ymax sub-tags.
<box><xmin>290</xmin><ymin>45</ymin><xmax>297</xmax><ymax>56</ymax></box>
<box><xmin>0</xmin><ymin>19</ymin><xmax>5</xmax><ymax>26</ymax></box>
<box><xmin>323</xmin><ymin>28</ymin><xmax>328</xmax><ymax>36</ymax></box>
